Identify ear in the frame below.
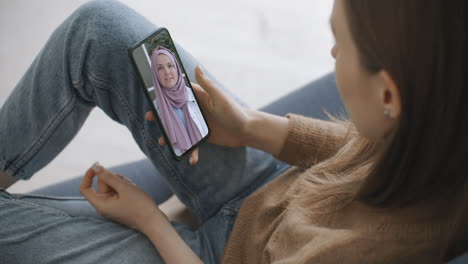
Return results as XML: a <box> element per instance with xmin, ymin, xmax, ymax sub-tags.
<box><xmin>378</xmin><ymin>71</ymin><xmax>402</xmax><ymax>119</ymax></box>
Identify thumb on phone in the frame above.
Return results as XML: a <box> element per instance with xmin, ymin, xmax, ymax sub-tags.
<box><xmin>195</xmin><ymin>66</ymin><xmax>222</xmax><ymax>100</ymax></box>
<box><xmin>191</xmin><ymin>83</ymin><xmax>212</xmax><ymax>111</ymax></box>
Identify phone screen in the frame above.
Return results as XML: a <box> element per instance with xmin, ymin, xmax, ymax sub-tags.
<box><xmin>129</xmin><ymin>28</ymin><xmax>209</xmax><ymax>160</ymax></box>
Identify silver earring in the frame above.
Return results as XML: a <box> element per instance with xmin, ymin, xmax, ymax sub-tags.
<box><xmin>384</xmin><ymin>109</ymin><xmax>391</xmax><ymax>118</ymax></box>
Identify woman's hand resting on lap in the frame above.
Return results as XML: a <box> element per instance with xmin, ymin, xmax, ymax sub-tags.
<box><xmin>145</xmin><ymin>66</ymin><xmax>252</xmax><ymax>165</ymax></box>
<box><xmin>80</xmin><ymin>163</ymin><xmax>203</xmax><ymax>263</ymax></box>
<box><xmin>80</xmin><ymin>162</ymin><xmax>163</xmax><ymax>234</ymax></box>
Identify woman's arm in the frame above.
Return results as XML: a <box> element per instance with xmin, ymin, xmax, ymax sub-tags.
<box><xmin>242</xmin><ymin>109</ymin><xmax>353</xmax><ymax>167</ymax></box>
<box><xmin>141</xmin><ymin>213</ymin><xmax>202</xmax><ymax>264</ymax></box>
<box><xmin>242</xmin><ymin>109</ymin><xmax>289</xmax><ymax>156</ymax></box>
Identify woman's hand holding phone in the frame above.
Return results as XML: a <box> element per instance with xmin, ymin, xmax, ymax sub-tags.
<box><xmin>145</xmin><ymin>66</ymin><xmax>251</xmax><ymax>165</ymax></box>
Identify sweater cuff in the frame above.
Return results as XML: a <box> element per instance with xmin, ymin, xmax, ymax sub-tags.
<box><xmin>274</xmin><ymin>113</ymin><xmax>313</xmax><ymax>166</ymax></box>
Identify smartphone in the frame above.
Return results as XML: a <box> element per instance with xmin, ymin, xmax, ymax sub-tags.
<box><xmin>128</xmin><ymin>27</ymin><xmax>210</xmax><ymax>161</ymax></box>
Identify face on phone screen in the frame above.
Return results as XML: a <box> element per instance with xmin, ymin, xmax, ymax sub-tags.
<box><xmin>130</xmin><ymin>28</ymin><xmax>209</xmax><ymax>159</ymax></box>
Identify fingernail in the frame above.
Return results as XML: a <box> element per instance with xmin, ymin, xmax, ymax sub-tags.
<box><xmin>92</xmin><ymin>162</ymin><xmax>103</xmax><ymax>173</ymax></box>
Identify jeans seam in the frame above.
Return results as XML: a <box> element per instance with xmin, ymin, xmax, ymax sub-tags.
<box><xmin>15</xmin><ymin>194</ymin><xmax>87</xmax><ymax>201</ymax></box>
<box><xmin>82</xmin><ymin>66</ymin><xmax>207</xmax><ymax>221</ymax></box>
<box><xmin>4</xmin><ymin>93</ymin><xmax>79</xmax><ymax>179</ymax></box>
<box><xmin>0</xmin><ymin>196</ymin><xmax>72</xmax><ymax>218</ymax></box>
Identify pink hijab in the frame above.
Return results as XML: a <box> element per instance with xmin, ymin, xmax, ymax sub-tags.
<box><xmin>150</xmin><ymin>46</ymin><xmax>202</xmax><ymax>154</ymax></box>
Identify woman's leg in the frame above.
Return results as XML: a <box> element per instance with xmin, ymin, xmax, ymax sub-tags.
<box><xmin>0</xmin><ymin>188</ymin><xmax>205</xmax><ymax>264</ymax></box>
<box><xmin>0</xmin><ymin>0</ymin><xmax>281</xmax><ymax>227</ymax></box>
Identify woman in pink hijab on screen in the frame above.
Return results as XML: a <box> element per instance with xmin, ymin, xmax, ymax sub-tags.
<box><xmin>150</xmin><ymin>46</ymin><xmax>208</xmax><ymax>156</ymax></box>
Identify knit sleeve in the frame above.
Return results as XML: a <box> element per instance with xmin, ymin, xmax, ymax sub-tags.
<box><xmin>274</xmin><ymin>113</ymin><xmax>355</xmax><ymax>168</ymax></box>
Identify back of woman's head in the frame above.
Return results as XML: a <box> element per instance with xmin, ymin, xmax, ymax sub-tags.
<box><xmin>342</xmin><ymin>0</ymin><xmax>467</xmax><ymax>207</ymax></box>
<box><xmin>343</xmin><ymin>0</ymin><xmax>467</xmax><ymax>259</ymax></box>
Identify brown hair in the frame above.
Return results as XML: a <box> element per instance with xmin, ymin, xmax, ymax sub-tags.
<box><xmin>345</xmin><ymin>1</ymin><xmax>467</xmax><ymax>259</ymax></box>
<box><xmin>294</xmin><ymin>0</ymin><xmax>467</xmax><ymax>259</ymax></box>
<box><xmin>344</xmin><ymin>0</ymin><xmax>467</xmax><ymax>206</ymax></box>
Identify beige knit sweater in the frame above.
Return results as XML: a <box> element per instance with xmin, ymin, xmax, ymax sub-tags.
<box><xmin>221</xmin><ymin>113</ymin><xmax>465</xmax><ymax>264</ymax></box>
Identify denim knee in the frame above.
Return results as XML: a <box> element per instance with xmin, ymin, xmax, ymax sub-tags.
<box><xmin>71</xmin><ymin>0</ymin><xmax>154</xmax><ymax>50</ymax></box>
<box><xmin>64</xmin><ymin>0</ymin><xmax>156</xmax><ymax>107</ymax></box>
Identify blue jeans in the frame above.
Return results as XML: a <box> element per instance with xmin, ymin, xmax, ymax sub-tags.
<box><xmin>0</xmin><ymin>0</ymin><xmax>346</xmax><ymax>263</ymax></box>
